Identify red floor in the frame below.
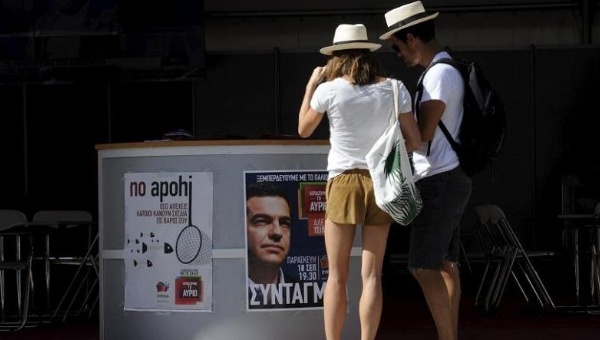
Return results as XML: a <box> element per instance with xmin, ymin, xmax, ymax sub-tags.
<box><xmin>3</xmin><ymin>293</ymin><xmax>600</xmax><ymax>340</ymax></box>
<box><xmin>3</xmin><ymin>266</ymin><xmax>600</xmax><ymax>339</ymax></box>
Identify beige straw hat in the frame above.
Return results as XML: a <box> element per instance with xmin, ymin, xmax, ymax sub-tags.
<box><xmin>379</xmin><ymin>1</ymin><xmax>439</xmax><ymax>40</ymax></box>
<box><xmin>320</xmin><ymin>24</ymin><xmax>382</xmax><ymax>55</ymax></box>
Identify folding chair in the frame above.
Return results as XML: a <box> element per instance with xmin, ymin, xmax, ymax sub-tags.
<box><xmin>50</xmin><ymin>232</ymin><xmax>98</xmax><ymax>323</ymax></box>
<box><xmin>0</xmin><ymin>210</ymin><xmax>34</xmax><ymax>331</ymax></box>
<box><xmin>473</xmin><ymin>204</ymin><xmax>556</xmax><ymax>314</ymax></box>
<box><xmin>29</xmin><ymin>210</ymin><xmax>98</xmax><ymax>322</ymax></box>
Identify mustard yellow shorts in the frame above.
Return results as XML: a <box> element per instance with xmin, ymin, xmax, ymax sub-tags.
<box><xmin>325</xmin><ymin>169</ymin><xmax>393</xmax><ymax>225</ymax></box>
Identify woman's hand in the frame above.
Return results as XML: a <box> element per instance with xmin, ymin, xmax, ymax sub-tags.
<box><xmin>307</xmin><ymin>66</ymin><xmax>327</xmax><ymax>89</ymax></box>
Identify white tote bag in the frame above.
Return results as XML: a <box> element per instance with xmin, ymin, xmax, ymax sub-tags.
<box><xmin>365</xmin><ymin>79</ymin><xmax>423</xmax><ymax>226</ymax></box>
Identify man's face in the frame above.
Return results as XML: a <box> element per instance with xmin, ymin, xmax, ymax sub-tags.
<box><xmin>247</xmin><ymin>196</ymin><xmax>291</xmax><ymax>267</ymax></box>
<box><xmin>390</xmin><ymin>35</ymin><xmax>417</xmax><ymax>67</ymax></box>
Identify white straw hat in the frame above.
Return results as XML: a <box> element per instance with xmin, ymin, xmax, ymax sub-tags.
<box><xmin>320</xmin><ymin>24</ymin><xmax>382</xmax><ymax>56</ymax></box>
<box><xmin>379</xmin><ymin>1</ymin><xmax>439</xmax><ymax>40</ymax></box>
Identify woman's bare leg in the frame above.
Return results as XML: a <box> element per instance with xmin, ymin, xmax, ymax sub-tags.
<box><xmin>323</xmin><ymin>218</ymin><xmax>356</xmax><ymax>340</ymax></box>
<box><xmin>359</xmin><ymin>223</ymin><xmax>390</xmax><ymax>340</ymax></box>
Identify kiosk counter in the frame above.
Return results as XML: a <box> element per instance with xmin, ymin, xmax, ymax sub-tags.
<box><xmin>96</xmin><ymin>140</ymin><xmax>364</xmax><ymax>340</ymax></box>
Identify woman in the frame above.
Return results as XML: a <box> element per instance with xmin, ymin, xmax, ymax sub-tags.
<box><xmin>298</xmin><ymin>24</ymin><xmax>422</xmax><ymax>340</ymax></box>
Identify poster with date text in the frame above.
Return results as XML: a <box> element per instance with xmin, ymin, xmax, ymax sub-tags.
<box><xmin>244</xmin><ymin>170</ymin><xmax>328</xmax><ymax>311</ymax></box>
<box><xmin>123</xmin><ymin>172</ymin><xmax>213</xmax><ymax>312</ymax></box>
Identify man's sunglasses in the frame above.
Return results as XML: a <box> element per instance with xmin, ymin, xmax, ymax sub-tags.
<box><xmin>390</xmin><ymin>44</ymin><xmax>400</xmax><ymax>53</ymax></box>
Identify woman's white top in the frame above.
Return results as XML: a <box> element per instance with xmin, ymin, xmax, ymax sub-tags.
<box><xmin>310</xmin><ymin>77</ymin><xmax>412</xmax><ymax>179</ymax></box>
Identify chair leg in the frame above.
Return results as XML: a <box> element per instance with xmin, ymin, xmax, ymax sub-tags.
<box><xmin>51</xmin><ymin>234</ymin><xmax>99</xmax><ymax>323</ymax></box>
<box><xmin>521</xmin><ymin>255</ymin><xmax>556</xmax><ymax>311</ymax></box>
<box><xmin>459</xmin><ymin>240</ymin><xmax>473</xmax><ymax>273</ymax></box>
<box><xmin>0</xmin><ymin>271</ymin><xmax>4</xmax><ymax>321</ymax></box>
<box><xmin>483</xmin><ymin>258</ymin><xmax>505</xmax><ymax>312</ymax></box>
<box><xmin>0</xmin><ymin>258</ymin><xmax>33</xmax><ymax>332</ymax></box>
<box><xmin>510</xmin><ymin>269</ymin><xmax>530</xmax><ymax>305</ymax></box>
<box><xmin>16</xmin><ymin>258</ymin><xmax>33</xmax><ymax>331</ymax></box>
<box><xmin>490</xmin><ymin>252</ymin><xmax>518</xmax><ymax>311</ymax></box>
<box><xmin>475</xmin><ymin>259</ymin><xmax>493</xmax><ymax>308</ymax></box>
<box><xmin>57</xmin><ymin>265</ymin><xmax>95</xmax><ymax>322</ymax></box>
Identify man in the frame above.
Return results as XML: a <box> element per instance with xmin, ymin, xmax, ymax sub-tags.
<box><xmin>246</xmin><ymin>182</ymin><xmax>301</xmax><ymax>309</ymax></box>
<box><xmin>380</xmin><ymin>2</ymin><xmax>473</xmax><ymax>340</ymax></box>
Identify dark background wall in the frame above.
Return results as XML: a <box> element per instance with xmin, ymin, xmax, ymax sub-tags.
<box><xmin>1</xmin><ymin>0</ymin><xmax>600</xmax><ymax>256</ymax></box>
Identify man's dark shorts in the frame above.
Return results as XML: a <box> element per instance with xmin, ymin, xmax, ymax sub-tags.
<box><xmin>408</xmin><ymin>166</ymin><xmax>472</xmax><ymax>269</ymax></box>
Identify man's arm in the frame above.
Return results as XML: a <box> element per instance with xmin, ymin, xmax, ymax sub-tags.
<box><xmin>417</xmin><ymin>100</ymin><xmax>445</xmax><ymax>142</ymax></box>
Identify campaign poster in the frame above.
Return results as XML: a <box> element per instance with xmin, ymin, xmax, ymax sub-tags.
<box><xmin>124</xmin><ymin>172</ymin><xmax>213</xmax><ymax>312</ymax></box>
<box><xmin>244</xmin><ymin>170</ymin><xmax>328</xmax><ymax>311</ymax></box>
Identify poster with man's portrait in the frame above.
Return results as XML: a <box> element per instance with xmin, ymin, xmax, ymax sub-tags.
<box><xmin>244</xmin><ymin>170</ymin><xmax>328</xmax><ymax>311</ymax></box>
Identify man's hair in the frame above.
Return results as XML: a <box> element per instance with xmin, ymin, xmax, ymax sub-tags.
<box><xmin>325</xmin><ymin>49</ymin><xmax>385</xmax><ymax>86</ymax></box>
<box><xmin>246</xmin><ymin>182</ymin><xmax>291</xmax><ymax>208</ymax></box>
<box><xmin>392</xmin><ymin>20</ymin><xmax>436</xmax><ymax>44</ymax></box>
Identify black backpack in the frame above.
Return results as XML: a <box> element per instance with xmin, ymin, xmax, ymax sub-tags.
<box><xmin>415</xmin><ymin>55</ymin><xmax>507</xmax><ymax>178</ymax></box>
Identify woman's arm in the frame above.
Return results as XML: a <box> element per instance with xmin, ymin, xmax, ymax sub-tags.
<box><xmin>298</xmin><ymin>66</ymin><xmax>326</xmax><ymax>138</ymax></box>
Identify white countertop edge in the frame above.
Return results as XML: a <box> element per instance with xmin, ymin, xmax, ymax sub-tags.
<box><xmin>98</xmin><ymin>145</ymin><xmax>330</xmax><ymax>158</ymax></box>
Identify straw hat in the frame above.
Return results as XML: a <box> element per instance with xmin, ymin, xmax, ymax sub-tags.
<box><xmin>379</xmin><ymin>1</ymin><xmax>439</xmax><ymax>40</ymax></box>
<box><xmin>319</xmin><ymin>24</ymin><xmax>382</xmax><ymax>55</ymax></box>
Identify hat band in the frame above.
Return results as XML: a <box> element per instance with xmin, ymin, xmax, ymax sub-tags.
<box><xmin>391</xmin><ymin>11</ymin><xmax>431</xmax><ymax>29</ymax></box>
<box><xmin>333</xmin><ymin>39</ymin><xmax>369</xmax><ymax>45</ymax></box>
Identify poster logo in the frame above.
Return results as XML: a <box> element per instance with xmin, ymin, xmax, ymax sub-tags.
<box><xmin>156</xmin><ymin>281</ymin><xmax>169</xmax><ymax>292</ymax></box>
<box><xmin>175</xmin><ymin>269</ymin><xmax>203</xmax><ymax>305</ymax></box>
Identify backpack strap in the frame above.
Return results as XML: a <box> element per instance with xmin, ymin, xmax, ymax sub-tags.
<box><xmin>414</xmin><ymin>57</ymin><xmax>461</xmax><ymax>156</ymax></box>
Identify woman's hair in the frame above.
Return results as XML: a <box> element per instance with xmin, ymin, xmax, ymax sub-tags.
<box><xmin>324</xmin><ymin>49</ymin><xmax>384</xmax><ymax>85</ymax></box>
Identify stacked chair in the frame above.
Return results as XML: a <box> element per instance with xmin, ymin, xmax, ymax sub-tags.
<box><xmin>29</xmin><ymin>210</ymin><xmax>99</xmax><ymax>323</ymax></box>
<box><xmin>0</xmin><ymin>210</ymin><xmax>34</xmax><ymax>331</ymax></box>
<box><xmin>473</xmin><ymin>204</ymin><xmax>557</xmax><ymax>314</ymax></box>
<box><xmin>1</xmin><ymin>209</ymin><xmax>98</xmax><ymax>331</ymax></box>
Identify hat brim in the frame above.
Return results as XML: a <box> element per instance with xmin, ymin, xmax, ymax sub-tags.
<box><xmin>379</xmin><ymin>12</ymin><xmax>439</xmax><ymax>40</ymax></box>
<box><xmin>319</xmin><ymin>42</ymin><xmax>382</xmax><ymax>56</ymax></box>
